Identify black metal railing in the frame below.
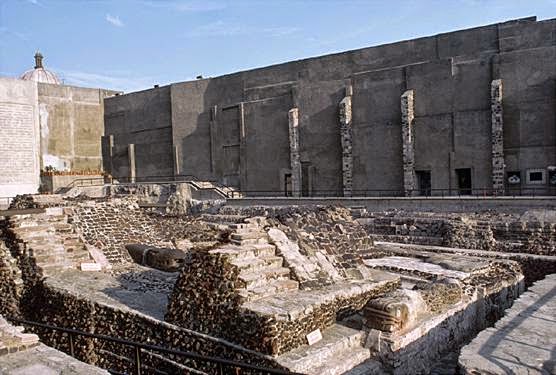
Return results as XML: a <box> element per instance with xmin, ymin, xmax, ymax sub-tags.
<box><xmin>61</xmin><ymin>174</ymin><xmax>236</xmax><ymax>199</ymax></box>
<box><xmin>227</xmin><ymin>186</ymin><xmax>556</xmax><ymax>198</ymax></box>
<box><xmin>56</xmin><ymin>174</ymin><xmax>556</xmax><ymax>200</ymax></box>
<box><xmin>7</xmin><ymin>317</ymin><xmax>300</xmax><ymax>375</ymax></box>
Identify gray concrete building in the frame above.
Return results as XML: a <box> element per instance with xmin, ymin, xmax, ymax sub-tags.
<box><xmin>103</xmin><ymin>16</ymin><xmax>556</xmax><ymax>196</ymax></box>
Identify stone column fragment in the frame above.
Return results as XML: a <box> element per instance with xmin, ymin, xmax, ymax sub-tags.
<box><xmin>401</xmin><ymin>90</ymin><xmax>416</xmax><ymax>196</ymax></box>
<box><xmin>128</xmin><ymin>143</ymin><xmax>136</xmax><ymax>183</ymax></box>
<box><xmin>339</xmin><ymin>89</ymin><xmax>353</xmax><ymax>197</ymax></box>
<box><xmin>288</xmin><ymin>108</ymin><xmax>301</xmax><ymax>197</ymax></box>
<box><xmin>491</xmin><ymin>79</ymin><xmax>505</xmax><ymax>195</ymax></box>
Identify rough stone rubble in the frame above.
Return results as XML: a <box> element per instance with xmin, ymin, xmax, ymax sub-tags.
<box><xmin>0</xmin><ymin>195</ymin><xmax>554</xmax><ymax>374</ymax></box>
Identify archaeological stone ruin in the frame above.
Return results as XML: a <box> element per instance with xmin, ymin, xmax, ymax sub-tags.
<box><xmin>0</xmin><ymin>15</ymin><xmax>555</xmax><ymax>375</ymax></box>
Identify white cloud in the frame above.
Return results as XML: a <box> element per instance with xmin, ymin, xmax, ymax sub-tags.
<box><xmin>105</xmin><ymin>14</ymin><xmax>124</xmax><ymax>28</ymax></box>
<box><xmin>142</xmin><ymin>1</ymin><xmax>226</xmax><ymax>12</ymax></box>
<box><xmin>185</xmin><ymin>21</ymin><xmax>299</xmax><ymax>38</ymax></box>
<box><xmin>55</xmin><ymin>69</ymin><xmax>157</xmax><ymax>92</ymax></box>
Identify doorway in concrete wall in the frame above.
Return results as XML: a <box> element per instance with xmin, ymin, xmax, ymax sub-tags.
<box><xmin>456</xmin><ymin>168</ymin><xmax>472</xmax><ymax>195</ymax></box>
<box><xmin>416</xmin><ymin>170</ymin><xmax>431</xmax><ymax>196</ymax></box>
<box><xmin>220</xmin><ymin>106</ymin><xmax>241</xmax><ymax>188</ymax></box>
<box><xmin>284</xmin><ymin>173</ymin><xmax>292</xmax><ymax>197</ymax></box>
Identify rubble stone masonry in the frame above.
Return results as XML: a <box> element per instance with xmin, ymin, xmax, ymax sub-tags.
<box><xmin>288</xmin><ymin>108</ymin><xmax>302</xmax><ymax>197</ymax></box>
<box><xmin>401</xmin><ymin>90</ymin><xmax>416</xmax><ymax>196</ymax></box>
<box><xmin>339</xmin><ymin>92</ymin><xmax>353</xmax><ymax>197</ymax></box>
<box><xmin>491</xmin><ymin>79</ymin><xmax>505</xmax><ymax>194</ymax></box>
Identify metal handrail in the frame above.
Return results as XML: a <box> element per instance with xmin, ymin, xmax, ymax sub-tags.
<box><xmin>226</xmin><ymin>186</ymin><xmax>556</xmax><ymax>198</ymax></box>
<box><xmin>55</xmin><ymin>174</ymin><xmax>556</xmax><ymax>199</ymax></box>
<box><xmin>7</xmin><ymin>317</ymin><xmax>300</xmax><ymax>375</ymax></box>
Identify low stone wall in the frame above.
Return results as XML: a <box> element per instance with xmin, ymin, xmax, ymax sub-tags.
<box><xmin>69</xmin><ymin>197</ymin><xmax>225</xmax><ymax>263</ymax></box>
<box><xmin>361</xmin><ymin>212</ymin><xmax>556</xmax><ymax>257</ymax></box>
<box><xmin>376</xmin><ymin>242</ymin><xmax>556</xmax><ymax>286</ymax></box>
<box><xmin>23</xmin><ymin>276</ymin><xmax>282</xmax><ymax>374</ymax></box>
<box><xmin>165</xmin><ymin>247</ymin><xmax>399</xmax><ymax>356</ymax></box>
<box><xmin>379</xmin><ymin>274</ymin><xmax>524</xmax><ymax>374</ymax></box>
<box><xmin>225</xmin><ymin>197</ymin><xmax>556</xmax><ymax>213</ymax></box>
<box><xmin>0</xmin><ymin>241</ymin><xmax>22</xmax><ymax>317</ymax></box>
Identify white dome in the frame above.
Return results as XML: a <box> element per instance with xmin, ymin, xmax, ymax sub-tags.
<box><xmin>20</xmin><ymin>52</ymin><xmax>61</xmax><ymax>85</ymax></box>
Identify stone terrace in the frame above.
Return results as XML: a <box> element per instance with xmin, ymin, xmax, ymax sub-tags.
<box><xmin>1</xmin><ymin>197</ymin><xmax>554</xmax><ymax>374</ymax></box>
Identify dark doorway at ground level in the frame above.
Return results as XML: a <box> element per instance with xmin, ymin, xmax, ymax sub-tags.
<box><xmin>456</xmin><ymin>168</ymin><xmax>472</xmax><ymax>195</ymax></box>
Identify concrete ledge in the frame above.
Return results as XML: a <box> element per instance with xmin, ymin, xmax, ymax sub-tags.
<box><xmin>459</xmin><ymin>274</ymin><xmax>556</xmax><ymax>375</ymax></box>
<box><xmin>226</xmin><ymin>197</ymin><xmax>556</xmax><ymax>213</ymax></box>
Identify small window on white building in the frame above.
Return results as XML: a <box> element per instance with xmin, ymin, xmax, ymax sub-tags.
<box><xmin>526</xmin><ymin>169</ymin><xmax>546</xmax><ymax>184</ymax></box>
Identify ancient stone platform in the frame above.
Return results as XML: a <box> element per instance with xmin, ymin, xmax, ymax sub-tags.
<box><xmin>0</xmin><ymin>316</ymin><xmax>108</xmax><ymax>374</ymax></box>
<box><xmin>459</xmin><ymin>274</ymin><xmax>556</xmax><ymax>375</ymax></box>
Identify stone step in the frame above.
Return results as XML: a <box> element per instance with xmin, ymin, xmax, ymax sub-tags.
<box><xmin>39</xmin><ymin>262</ymin><xmax>73</xmax><ymax>272</ymax></box>
<box><xmin>200</xmin><ymin>214</ymin><xmax>246</xmax><ymax>224</ymax></box>
<box><xmin>309</xmin><ymin>348</ymin><xmax>371</xmax><ymax>375</ymax></box>
<box><xmin>231</xmin><ymin>231</ymin><xmax>267</xmax><ymax>240</ymax></box>
<box><xmin>27</xmin><ymin>244</ymin><xmax>66</xmax><ymax>256</ymax></box>
<box><xmin>33</xmin><ymin>254</ymin><xmax>67</xmax><ymax>264</ymax></box>
<box><xmin>210</xmin><ymin>244</ymin><xmax>276</xmax><ymax>260</ymax></box>
<box><xmin>13</xmin><ymin>227</ymin><xmax>56</xmax><ymax>237</ymax></box>
<box><xmin>231</xmin><ymin>237</ymin><xmax>267</xmax><ymax>246</ymax></box>
<box><xmin>275</xmin><ymin>324</ymin><xmax>368</xmax><ymax>374</ymax></box>
<box><xmin>239</xmin><ymin>279</ymin><xmax>299</xmax><ymax>302</ymax></box>
<box><xmin>228</xmin><ymin>222</ymin><xmax>258</xmax><ymax>230</ymax></box>
<box><xmin>238</xmin><ymin>267</ymin><xmax>291</xmax><ymax>289</ymax></box>
<box><xmin>230</xmin><ymin>255</ymin><xmax>283</xmax><ymax>272</ymax></box>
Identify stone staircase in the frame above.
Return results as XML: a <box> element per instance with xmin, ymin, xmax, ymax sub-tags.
<box><xmin>209</xmin><ymin>217</ymin><xmax>300</xmax><ymax>303</ymax></box>
<box><xmin>275</xmin><ymin>324</ymin><xmax>375</xmax><ymax>375</ymax></box>
<box><xmin>7</xmin><ymin>208</ymin><xmax>93</xmax><ymax>275</ymax></box>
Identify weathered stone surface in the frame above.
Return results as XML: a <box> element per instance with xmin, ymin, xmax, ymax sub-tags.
<box><xmin>491</xmin><ymin>79</ymin><xmax>505</xmax><ymax>195</ymax></box>
<box><xmin>275</xmin><ymin>324</ymin><xmax>371</xmax><ymax>375</ymax></box>
<box><xmin>0</xmin><ymin>344</ymin><xmax>110</xmax><ymax>375</ymax></box>
<box><xmin>459</xmin><ymin>274</ymin><xmax>556</xmax><ymax>375</ymax></box>
<box><xmin>401</xmin><ymin>90</ymin><xmax>416</xmax><ymax>196</ymax></box>
<box><xmin>125</xmin><ymin>244</ymin><xmax>187</xmax><ymax>272</ymax></box>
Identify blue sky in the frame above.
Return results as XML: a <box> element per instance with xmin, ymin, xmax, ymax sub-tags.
<box><xmin>1</xmin><ymin>0</ymin><xmax>555</xmax><ymax>92</ymax></box>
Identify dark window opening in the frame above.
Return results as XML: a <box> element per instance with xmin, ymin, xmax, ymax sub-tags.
<box><xmin>529</xmin><ymin>172</ymin><xmax>543</xmax><ymax>182</ymax></box>
<box><xmin>456</xmin><ymin>168</ymin><xmax>472</xmax><ymax>195</ymax></box>
<box><xmin>416</xmin><ymin>170</ymin><xmax>431</xmax><ymax>196</ymax></box>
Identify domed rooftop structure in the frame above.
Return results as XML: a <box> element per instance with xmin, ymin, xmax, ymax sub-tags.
<box><xmin>20</xmin><ymin>52</ymin><xmax>61</xmax><ymax>85</ymax></box>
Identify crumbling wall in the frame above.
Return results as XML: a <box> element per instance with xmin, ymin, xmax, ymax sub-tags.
<box><xmin>0</xmin><ymin>240</ymin><xmax>22</xmax><ymax>317</ymax></box>
<box><xmin>70</xmin><ymin>197</ymin><xmax>225</xmax><ymax>263</ymax></box>
<box><xmin>165</xmin><ymin>246</ymin><xmax>399</xmax><ymax>355</ymax></box>
<box><xmin>20</xmin><ymin>275</ymin><xmax>282</xmax><ymax>374</ymax></box>
<box><xmin>221</xmin><ymin>205</ymin><xmax>374</xmax><ymax>285</ymax></box>
<box><xmin>362</xmin><ymin>211</ymin><xmax>556</xmax><ymax>256</ymax></box>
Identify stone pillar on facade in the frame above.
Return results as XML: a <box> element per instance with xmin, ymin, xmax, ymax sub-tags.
<box><xmin>128</xmin><ymin>144</ymin><xmax>136</xmax><ymax>183</ymax></box>
<box><xmin>339</xmin><ymin>86</ymin><xmax>353</xmax><ymax>197</ymax></box>
<box><xmin>401</xmin><ymin>90</ymin><xmax>416</xmax><ymax>196</ymax></box>
<box><xmin>288</xmin><ymin>108</ymin><xmax>302</xmax><ymax>197</ymax></box>
<box><xmin>491</xmin><ymin>79</ymin><xmax>505</xmax><ymax>195</ymax></box>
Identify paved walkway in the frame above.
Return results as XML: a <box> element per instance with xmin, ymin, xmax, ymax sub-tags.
<box><xmin>459</xmin><ymin>274</ymin><xmax>556</xmax><ymax>374</ymax></box>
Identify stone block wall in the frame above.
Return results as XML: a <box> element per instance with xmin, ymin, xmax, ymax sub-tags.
<box><xmin>221</xmin><ymin>205</ymin><xmax>375</xmax><ymax>284</ymax></box>
<box><xmin>339</xmin><ymin>92</ymin><xmax>353</xmax><ymax>197</ymax></box>
<box><xmin>361</xmin><ymin>211</ymin><xmax>556</xmax><ymax>256</ymax></box>
<box><xmin>165</xmin><ymin>247</ymin><xmax>398</xmax><ymax>355</ymax></box>
<box><xmin>490</xmin><ymin>79</ymin><xmax>505</xmax><ymax>194</ymax></box>
<box><xmin>401</xmin><ymin>90</ymin><xmax>416</xmax><ymax>196</ymax></box>
<box><xmin>23</xmin><ymin>275</ymin><xmax>283</xmax><ymax>374</ymax></box>
<box><xmin>0</xmin><ymin>241</ymin><xmax>22</xmax><ymax>317</ymax></box>
<box><xmin>69</xmin><ymin>197</ymin><xmax>224</xmax><ymax>263</ymax></box>
<box><xmin>288</xmin><ymin>108</ymin><xmax>301</xmax><ymax>197</ymax></box>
